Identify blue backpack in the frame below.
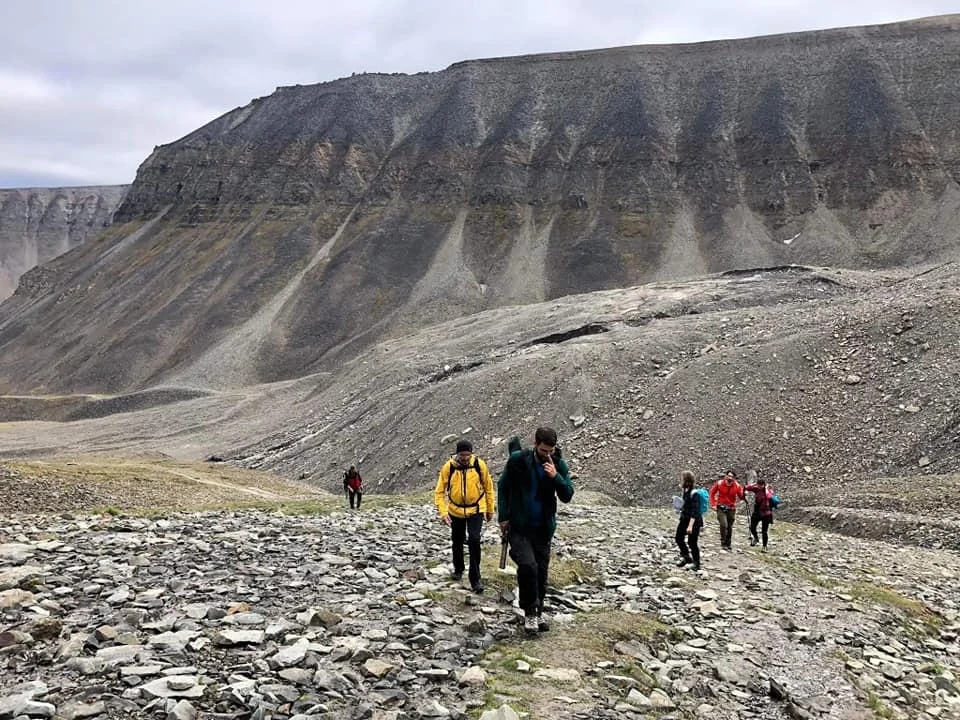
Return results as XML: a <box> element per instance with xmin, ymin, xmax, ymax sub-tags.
<box><xmin>693</xmin><ymin>488</ymin><xmax>710</xmax><ymax>516</ymax></box>
<box><xmin>771</xmin><ymin>494</ymin><xmax>781</xmax><ymax>509</ymax></box>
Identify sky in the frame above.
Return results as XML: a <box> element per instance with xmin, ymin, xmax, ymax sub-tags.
<box><xmin>1</xmin><ymin>0</ymin><xmax>957</xmax><ymax>189</ymax></box>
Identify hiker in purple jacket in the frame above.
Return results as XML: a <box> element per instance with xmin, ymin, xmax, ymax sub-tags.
<box><xmin>744</xmin><ymin>470</ymin><xmax>775</xmax><ymax>550</ymax></box>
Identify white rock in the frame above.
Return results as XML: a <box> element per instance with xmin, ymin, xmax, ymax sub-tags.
<box><xmin>458</xmin><ymin>666</ymin><xmax>487</xmax><ymax>686</ymax></box>
<box><xmin>649</xmin><ymin>689</ymin><xmax>675</xmax><ymax>708</ymax></box>
<box><xmin>478</xmin><ymin>705</ymin><xmax>520</xmax><ymax>720</ymax></box>
<box><xmin>533</xmin><ymin>667</ymin><xmax>581</xmax><ymax>683</ymax></box>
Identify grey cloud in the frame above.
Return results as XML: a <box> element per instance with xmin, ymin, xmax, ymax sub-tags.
<box><xmin>2</xmin><ymin>0</ymin><xmax>958</xmax><ymax>186</ymax></box>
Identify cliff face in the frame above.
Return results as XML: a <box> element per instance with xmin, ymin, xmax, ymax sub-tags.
<box><xmin>2</xmin><ymin>16</ymin><xmax>960</xmax><ymax>394</ymax></box>
<box><xmin>0</xmin><ymin>187</ymin><xmax>127</xmax><ymax>299</ymax></box>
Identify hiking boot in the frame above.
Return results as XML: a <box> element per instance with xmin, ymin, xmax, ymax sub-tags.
<box><xmin>471</xmin><ymin>582</ymin><xmax>484</xmax><ymax>594</ymax></box>
<box><xmin>537</xmin><ymin>612</ymin><xmax>551</xmax><ymax>632</ymax></box>
<box><xmin>675</xmin><ymin>556</ymin><xmax>690</xmax><ymax>567</ymax></box>
<box><xmin>450</xmin><ymin>571</ymin><xmax>463</xmax><ymax>582</ymax></box>
<box><xmin>687</xmin><ymin>563</ymin><xmax>701</xmax><ymax>572</ymax></box>
<box><xmin>749</xmin><ymin>538</ymin><xmax>758</xmax><ymax>547</ymax></box>
<box><xmin>523</xmin><ymin>615</ymin><xmax>539</xmax><ymax>635</ymax></box>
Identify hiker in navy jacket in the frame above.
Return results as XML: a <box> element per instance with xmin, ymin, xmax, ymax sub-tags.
<box><xmin>498</xmin><ymin>427</ymin><xmax>574</xmax><ymax>636</ymax></box>
<box><xmin>675</xmin><ymin>470</ymin><xmax>703</xmax><ymax>571</ymax></box>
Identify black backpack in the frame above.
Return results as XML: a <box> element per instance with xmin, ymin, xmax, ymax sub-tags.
<box><xmin>506</xmin><ymin>436</ymin><xmax>562</xmax><ymax>461</ymax></box>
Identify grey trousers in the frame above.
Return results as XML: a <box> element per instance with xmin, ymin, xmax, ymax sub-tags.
<box><xmin>717</xmin><ymin>507</ymin><xmax>736</xmax><ymax>547</ymax></box>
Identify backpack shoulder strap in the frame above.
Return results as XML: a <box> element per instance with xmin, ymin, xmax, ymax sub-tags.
<box><xmin>473</xmin><ymin>458</ymin><xmax>485</xmax><ymax>502</ymax></box>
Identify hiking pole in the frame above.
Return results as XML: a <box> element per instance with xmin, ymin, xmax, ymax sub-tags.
<box><xmin>498</xmin><ymin>528</ymin><xmax>509</xmax><ymax>569</ymax></box>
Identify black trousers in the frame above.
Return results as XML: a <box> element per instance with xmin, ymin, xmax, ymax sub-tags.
<box><xmin>509</xmin><ymin>526</ymin><xmax>552</xmax><ymax>616</ymax></box>
<box><xmin>347</xmin><ymin>488</ymin><xmax>362</xmax><ymax>508</ymax></box>
<box><xmin>450</xmin><ymin>514</ymin><xmax>484</xmax><ymax>585</ymax></box>
<box><xmin>675</xmin><ymin>517</ymin><xmax>701</xmax><ymax>565</ymax></box>
<box><xmin>750</xmin><ymin>513</ymin><xmax>771</xmax><ymax>547</ymax></box>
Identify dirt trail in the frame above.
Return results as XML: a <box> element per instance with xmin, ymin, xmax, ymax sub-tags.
<box><xmin>162</xmin><ymin>467</ymin><xmax>287</xmax><ymax>499</ymax></box>
<box><xmin>0</xmin><ymin>457</ymin><xmax>325</xmax><ymax>513</ymax></box>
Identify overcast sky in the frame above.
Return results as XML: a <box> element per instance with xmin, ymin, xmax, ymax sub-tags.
<box><xmin>1</xmin><ymin>1</ymin><xmax>957</xmax><ymax>189</ymax></box>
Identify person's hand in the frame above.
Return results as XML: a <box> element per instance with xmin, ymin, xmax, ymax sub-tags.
<box><xmin>543</xmin><ymin>458</ymin><xmax>557</xmax><ymax>479</ymax></box>
<box><xmin>442</xmin><ymin>514</ymin><xmax>452</xmax><ymax>526</ymax></box>
<box><xmin>499</xmin><ymin>520</ymin><xmax>510</xmax><ymax>534</ymax></box>
<box><xmin>484</xmin><ymin>512</ymin><xmax>493</xmax><ymax>522</ymax></box>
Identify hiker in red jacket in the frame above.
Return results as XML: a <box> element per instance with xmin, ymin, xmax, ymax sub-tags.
<box><xmin>343</xmin><ymin>466</ymin><xmax>363</xmax><ymax>509</ymax></box>
<box><xmin>708</xmin><ymin>470</ymin><xmax>744</xmax><ymax>551</ymax></box>
<box><xmin>744</xmin><ymin>469</ymin><xmax>775</xmax><ymax>551</ymax></box>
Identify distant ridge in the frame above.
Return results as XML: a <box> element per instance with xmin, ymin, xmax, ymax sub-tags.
<box><xmin>0</xmin><ymin>186</ymin><xmax>127</xmax><ymax>300</ymax></box>
<box><xmin>2</xmin><ymin>16</ymin><xmax>960</xmax><ymax>394</ymax></box>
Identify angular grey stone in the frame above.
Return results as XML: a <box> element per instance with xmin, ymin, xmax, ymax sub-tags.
<box><xmin>312</xmin><ymin>669</ymin><xmax>353</xmax><ymax>693</ymax></box>
<box><xmin>277</xmin><ymin>668</ymin><xmax>313</xmax><ymax>686</ymax></box>
<box><xmin>362</xmin><ymin>658</ymin><xmax>395</xmax><ymax>678</ymax></box>
<box><xmin>211</xmin><ymin>629</ymin><xmax>265</xmax><ymax>646</ymax></box>
<box><xmin>416</xmin><ymin>698</ymin><xmax>451</xmax><ymax>717</ymax></box>
<box><xmin>269</xmin><ymin>638</ymin><xmax>309</xmax><ymax>668</ymax></box>
<box><xmin>167</xmin><ymin>699</ymin><xmax>197</xmax><ymax>720</ymax></box>
<box><xmin>56</xmin><ymin>699</ymin><xmax>107</xmax><ymax>720</ymax></box>
<box><xmin>96</xmin><ymin>645</ymin><xmax>146</xmax><ymax>667</ymax></box>
<box><xmin>0</xmin><ymin>565</ymin><xmax>44</xmax><ymax>590</ymax></box>
<box><xmin>0</xmin><ymin>588</ymin><xmax>36</xmax><ymax>609</ymax></box>
<box><xmin>140</xmin><ymin>676</ymin><xmax>205</xmax><ymax>700</ymax></box>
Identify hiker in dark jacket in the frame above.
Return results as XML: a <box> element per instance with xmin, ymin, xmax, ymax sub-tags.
<box><xmin>744</xmin><ymin>470</ymin><xmax>775</xmax><ymax>550</ymax></box>
<box><xmin>498</xmin><ymin>427</ymin><xmax>574</xmax><ymax>636</ymax></box>
<box><xmin>343</xmin><ymin>465</ymin><xmax>363</xmax><ymax>510</ymax></box>
<box><xmin>675</xmin><ymin>470</ymin><xmax>703</xmax><ymax>571</ymax></box>
<box><xmin>343</xmin><ymin>466</ymin><xmax>363</xmax><ymax>509</ymax></box>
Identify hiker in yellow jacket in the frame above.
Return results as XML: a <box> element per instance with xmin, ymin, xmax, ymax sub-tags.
<box><xmin>434</xmin><ymin>439</ymin><xmax>496</xmax><ymax>593</ymax></box>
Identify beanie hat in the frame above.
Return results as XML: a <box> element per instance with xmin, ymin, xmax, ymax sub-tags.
<box><xmin>456</xmin><ymin>439</ymin><xmax>473</xmax><ymax>453</ymax></box>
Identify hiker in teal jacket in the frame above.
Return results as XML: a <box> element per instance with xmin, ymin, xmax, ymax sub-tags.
<box><xmin>498</xmin><ymin>426</ymin><xmax>574</xmax><ymax>635</ymax></box>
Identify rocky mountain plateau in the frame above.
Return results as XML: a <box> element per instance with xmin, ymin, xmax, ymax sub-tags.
<box><xmin>0</xmin><ymin>465</ymin><xmax>958</xmax><ymax>720</ymax></box>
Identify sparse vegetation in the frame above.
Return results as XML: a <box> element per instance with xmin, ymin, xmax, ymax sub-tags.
<box><xmin>0</xmin><ymin>457</ymin><xmax>334</xmax><ymax>515</ymax></box>
<box><xmin>422</xmin><ymin>589</ymin><xmax>445</xmax><ymax>603</ymax></box>
<box><xmin>549</xmin><ymin>556</ymin><xmax>602</xmax><ymax>587</ymax></box>
<box><xmin>845</xmin><ymin>581</ymin><xmax>942</xmax><ymax>636</ymax></box>
<box><xmin>866</xmin><ymin>690</ymin><xmax>897</xmax><ymax>719</ymax></box>
<box><xmin>477</xmin><ymin>608</ymin><xmax>672</xmax><ymax>718</ymax></box>
<box><xmin>754</xmin><ymin>551</ymin><xmax>835</xmax><ymax>589</ymax></box>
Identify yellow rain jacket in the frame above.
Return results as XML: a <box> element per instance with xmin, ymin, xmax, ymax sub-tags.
<box><xmin>434</xmin><ymin>454</ymin><xmax>496</xmax><ymax>519</ymax></box>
